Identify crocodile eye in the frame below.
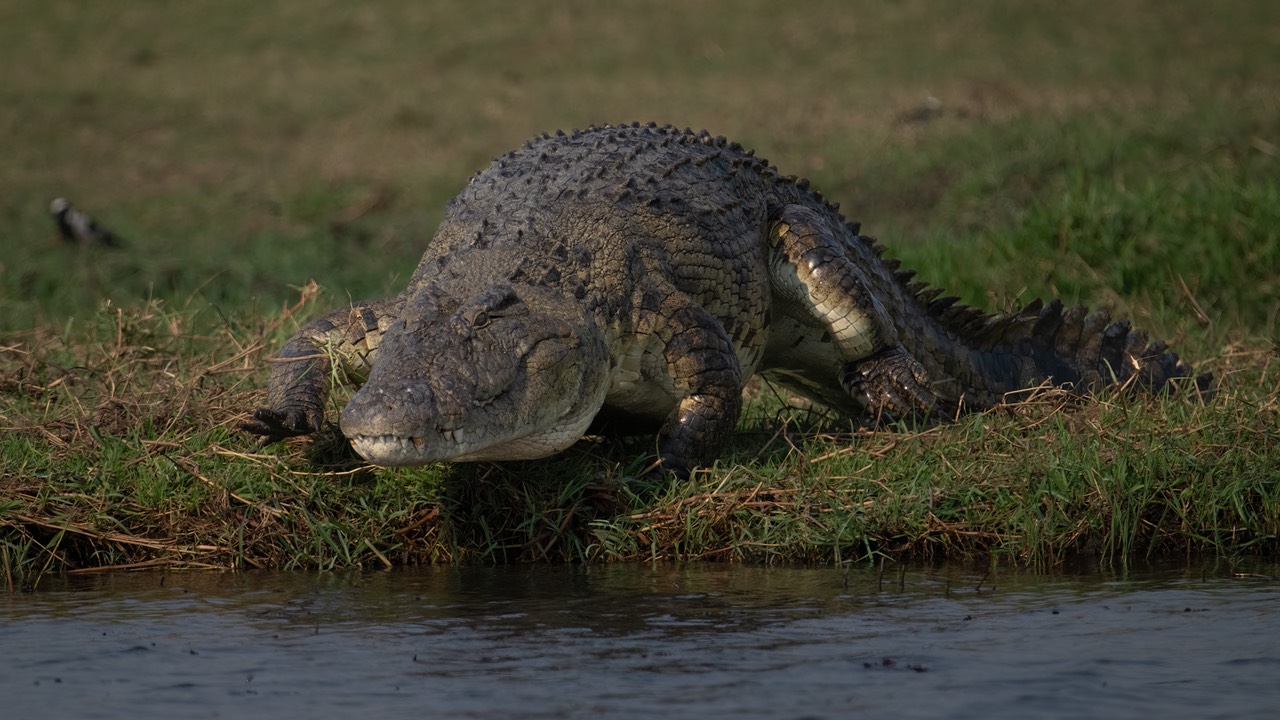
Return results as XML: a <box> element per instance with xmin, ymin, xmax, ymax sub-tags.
<box><xmin>470</xmin><ymin>311</ymin><xmax>490</xmax><ymax>329</ymax></box>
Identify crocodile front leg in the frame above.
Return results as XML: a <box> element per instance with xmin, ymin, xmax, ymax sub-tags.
<box><xmin>634</xmin><ymin>283</ymin><xmax>744</xmax><ymax>478</ymax></box>
<box><xmin>769</xmin><ymin>204</ymin><xmax>939</xmax><ymax>421</ymax></box>
<box><xmin>242</xmin><ymin>298</ymin><xmax>402</xmax><ymax>444</ymax></box>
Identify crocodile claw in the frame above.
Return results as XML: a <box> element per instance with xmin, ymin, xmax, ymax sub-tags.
<box><xmin>239</xmin><ymin>407</ymin><xmax>320</xmax><ymax>446</ymax></box>
<box><xmin>840</xmin><ymin>346</ymin><xmax>941</xmax><ymax>423</ymax></box>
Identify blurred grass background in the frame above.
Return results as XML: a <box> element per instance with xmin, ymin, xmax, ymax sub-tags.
<box><xmin>2</xmin><ymin>0</ymin><xmax>1276</xmax><ymax>346</ymax></box>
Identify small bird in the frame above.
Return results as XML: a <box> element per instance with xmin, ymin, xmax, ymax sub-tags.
<box><xmin>49</xmin><ymin>197</ymin><xmax>124</xmax><ymax>248</ymax></box>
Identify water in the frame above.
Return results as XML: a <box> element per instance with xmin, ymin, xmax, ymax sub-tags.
<box><xmin>3</xmin><ymin>561</ymin><xmax>1278</xmax><ymax>719</ymax></box>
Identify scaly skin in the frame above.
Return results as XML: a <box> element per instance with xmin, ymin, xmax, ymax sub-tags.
<box><xmin>243</xmin><ymin>123</ymin><xmax>1206</xmax><ymax>476</ymax></box>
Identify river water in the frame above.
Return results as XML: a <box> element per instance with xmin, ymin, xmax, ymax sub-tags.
<box><xmin>2</xmin><ymin>560</ymin><xmax>1277</xmax><ymax>719</ymax></box>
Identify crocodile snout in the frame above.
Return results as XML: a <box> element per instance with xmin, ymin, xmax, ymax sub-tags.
<box><xmin>340</xmin><ymin>380</ymin><xmax>455</xmax><ymax>465</ymax></box>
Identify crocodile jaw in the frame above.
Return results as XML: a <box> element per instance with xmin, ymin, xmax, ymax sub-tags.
<box><xmin>345</xmin><ymin>407</ymin><xmax>599</xmax><ymax>466</ymax></box>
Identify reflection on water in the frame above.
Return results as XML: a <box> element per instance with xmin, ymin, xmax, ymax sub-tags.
<box><xmin>3</xmin><ymin>560</ymin><xmax>1278</xmax><ymax>719</ymax></box>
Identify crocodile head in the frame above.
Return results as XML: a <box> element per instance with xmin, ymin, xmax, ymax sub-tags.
<box><xmin>339</xmin><ymin>283</ymin><xmax>609</xmax><ymax>465</ymax></box>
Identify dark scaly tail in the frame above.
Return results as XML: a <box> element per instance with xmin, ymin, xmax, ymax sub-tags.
<box><xmin>1010</xmin><ymin>298</ymin><xmax>1209</xmax><ymax>395</ymax></box>
<box><xmin>863</xmin><ymin>235</ymin><xmax>1211</xmax><ymax>410</ymax></box>
<box><xmin>921</xmin><ymin>296</ymin><xmax>1211</xmax><ymax>412</ymax></box>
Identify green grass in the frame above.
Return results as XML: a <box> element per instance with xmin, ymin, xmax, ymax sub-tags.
<box><xmin>3</xmin><ymin>0</ymin><xmax>1279</xmax><ymax>586</ymax></box>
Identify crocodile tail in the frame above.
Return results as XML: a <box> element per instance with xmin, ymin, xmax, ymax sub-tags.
<box><xmin>967</xmin><ymin>298</ymin><xmax>1210</xmax><ymax>397</ymax></box>
<box><xmin>867</xmin><ymin>236</ymin><xmax>1209</xmax><ymax>405</ymax></box>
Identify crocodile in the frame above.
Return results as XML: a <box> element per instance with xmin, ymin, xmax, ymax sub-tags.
<box><xmin>242</xmin><ymin>122</ymin><xmax>1205</xmax><ymax>476</ymax></box>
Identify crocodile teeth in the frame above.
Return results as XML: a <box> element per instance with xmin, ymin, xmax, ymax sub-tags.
<box><xmin>410</xmin><ymin>436</ymin><xmax>425</xmax><ymax>449</ymax></box>
<box><xmin>438</xmin><ymin>427</ymin><xmax>465</xmax><ymax>445</ymax></box>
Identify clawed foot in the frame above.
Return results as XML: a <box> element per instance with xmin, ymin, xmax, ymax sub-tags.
<box><xmin>239</xmin><ymin>407</ymin><xmax>321</xmax><ymax>446</ymax></box>
<box><xmin>840</xmin><ymin>346</ymin><xmax>941</xmax><ymax>423</ymax></box>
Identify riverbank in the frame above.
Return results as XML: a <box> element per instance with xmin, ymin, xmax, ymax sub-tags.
<box><xmin>3</xmin><ymin>287</ymin><xmax>1276</xmax><ymax>587</ymax></box>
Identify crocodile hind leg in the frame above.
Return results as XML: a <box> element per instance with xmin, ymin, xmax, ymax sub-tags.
<box><xmin>634</xmin><ymin>284</ymin><xmax>744</xmax><ymax>477</ymax></box>
<box><xmin>837</xmin><ymin>346</ymin><xmax>939</xmax><ymax>421</ymax></box>
<box><xmin>241</xmin><ymin>298</ymin><xmax>403</xmax><ymax>444</ymax></box>
<box><xmin>769</xmin><ymin>204</ymin><xmax>940</xmax><ymax>420</ymax></box>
